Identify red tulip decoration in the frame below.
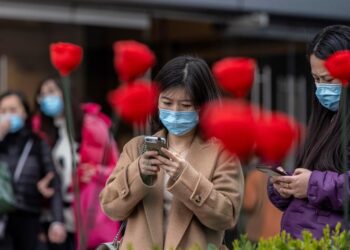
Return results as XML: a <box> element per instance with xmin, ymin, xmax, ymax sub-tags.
<box><xmin>201</xmin><ymin>99</ymin><xmax>257</xmax><ymax>161</ymax></box>
<box><xmin>50</xmin><ymin>42</ymin><xmax>85</xmax><ymax>249</ymax></box>
<box><xmin>50</xmin><ymin>42</ymin><xmax>83</xmax><ymax>77</ymax></box>
<box><xmin>108</xmin><ymin>81</ymin><xmax>159</xmax><ymax>125</ymax></box>
<box><xmin>212</xmin><ymin>57</ymin><xmax>256</xmax><ymax>98</ymax></box>
<box><xmin>255</xmin><ymin>111</ymin><xmax>300</xmax><ymax>165</ymax></box>
<box><xmin>114</xmin><ymin>40</ymin><xmax>156</xmax><ymax>82</ymax></box>
<box><xmin>324</xmin><ymin>50</ymin><xmax>350</xmax><ymax>86</ymax></box>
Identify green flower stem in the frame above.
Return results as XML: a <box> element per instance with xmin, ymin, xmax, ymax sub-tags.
<box><xmin>341</xmin><ymin>86</ymin><xmax>349</xmax><ymax>234</ymax></box>
<box><xmin>62</xmin><ymin>76</ymin><xmax>86</xmax><ymax>250</ymax></box>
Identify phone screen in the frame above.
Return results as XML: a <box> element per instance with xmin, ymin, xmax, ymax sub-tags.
<box><xmin>256</xmin><ymin>166</ymin><xmax>287</xmax><ymax>176</ymax></box>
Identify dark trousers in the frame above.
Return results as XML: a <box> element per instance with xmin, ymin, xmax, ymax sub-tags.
<box><xmin>0</xmin><ymin>211</ymin><xmax>40</xmax><ymax>250</ymax></box>
<box><xmin>46</xmin><ymin>232</ymin><xmax>75</xmax><ymax>250</ymax></box>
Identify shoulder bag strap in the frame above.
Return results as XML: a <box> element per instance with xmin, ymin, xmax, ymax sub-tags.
<box><xmin>13</xmin><ymin>139</ymin><xmax>33</xmax><ymax>183</ymax></box>
<box><xmin>112</xmin><ymin>221</ymin><xmax>127</xmax><ymax>246</ymax></box>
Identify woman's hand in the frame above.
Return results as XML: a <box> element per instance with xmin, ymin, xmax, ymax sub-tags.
<box><xmin>0</xmin><ymin>119</ymin><xmax>10</xmax><ymax>140</ymax></box>
<box><xmin>272</xmin><ymin>168</ymin><xmax>312</xmax><ymax>199</ymax></box>
<box><xmin>48</xmin><ymin>222</ymin><xmax>67</xmax><ymax>244</ymax></box>
<box><xmin>138</xmin><ymin>151</ymin><xmax>161</xmax><ymax>176</ymax></box>
<box><xmin>37</xmin><ymin>172</ymin><xmax>55</xmax><ymax>198</ymax></box>
<box><xmin>270</xmin><ymin>176</ymin><xmax>292</xmax><ymax>199</ymax></box>
<box><xmin>155</xmin><ymin>148</ymin><xmax>190</xmax><ymax>180</ymax></box>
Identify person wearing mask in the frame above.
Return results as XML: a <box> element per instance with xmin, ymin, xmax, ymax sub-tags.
<box><xmin>269</xmin><ymin>25</ymin><xmax>350</xmax><ymax>239</ymax></box>
<box><xmin>33</xmin><ymin>78</ymin><xmax>120</xmax><ymax>250</ymax></box>
<box><xmin>0</xmin><ymin>91</ymin><xmax>65</xmax><ymax>250</ymax></box>
<box><xmin>100</xmin><ymin>56</ymin><xmax>244</xmax><ymax>250</ymax></box>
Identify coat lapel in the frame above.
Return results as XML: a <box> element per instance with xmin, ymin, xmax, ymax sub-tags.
<box><xmin>165</xmin><ymin>135</ymin><xmax>219</xmax><ymax>249</ymax></box>
<box><xmin>143</xmin><ymin>169</ymin><xmax>164</xmax><ymax>247</ymax></box>
<box><xmin>164</xmin><ymin>197</ymin><xmax>193</xmax><ymax>249</ymax></box>
<box><xmin>142</xmin><ymin>130</ymin><xmax>167</xmax><ymax>247</ymax></box>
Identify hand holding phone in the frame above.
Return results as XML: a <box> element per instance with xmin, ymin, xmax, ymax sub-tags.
<box><xmin>139</xmin><ymin>136</ymin><xmax>167</xmax><ymax>184</ymax></box>
<box><xmin>256</xmin><ymin>166</ymin><xmax>288</xmax><ymax>177</ymax></box>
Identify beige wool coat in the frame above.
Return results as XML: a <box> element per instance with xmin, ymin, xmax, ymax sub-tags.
<box><xmin>99</xmin><ymin>130</ymin><xmax>244</xmax><ymax>250</ymax></box>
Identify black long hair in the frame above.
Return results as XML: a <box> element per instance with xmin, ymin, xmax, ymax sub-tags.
<box><xmin>297</xmin><ymin>25</ymin><xmax>350</xmax><ymax>172</ymax></box>
<box><xmin>35</xmin><ymin>77</ymin><xmax>84</xmax><ymax>146</ymax></box>
<box><xmin>151</xmin><ymin>55</ymin><xmax>222</xmax><ymax>132</ymax></box>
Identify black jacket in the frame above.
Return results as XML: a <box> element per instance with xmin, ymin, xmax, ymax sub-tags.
<box><xmin>0</xmin><ymin>127</ymin><xmax>63</xmax><ymax>223</ymax></box>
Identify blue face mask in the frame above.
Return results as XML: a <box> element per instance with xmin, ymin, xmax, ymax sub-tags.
<box><xmin>7</xmin><ymin>114</ymin><xmax>24</xmax><ymax>133</ymax></box>
<box><xmin>315</xmin><ymin>83</ymin><xmax>342</xmax><ymax>112</ymax></box>
<box><xmin>159</xmin><ymin>108</ymin><xmax>199</xmax><ymax>136</ymax></box>
<box><xmin>40</xmin><ymin>95</ymin><xmax>64</xmax><ymax>117</ymax></box>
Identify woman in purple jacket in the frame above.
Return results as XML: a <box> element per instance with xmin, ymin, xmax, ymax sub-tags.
<box><xmin>268</xmin><ymin>25</ymin><xmax>350</xmax><ymax>239</ymax></box>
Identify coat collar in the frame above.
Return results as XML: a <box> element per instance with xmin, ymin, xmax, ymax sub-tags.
<box><xmin>142</xmin><ymin>130</ymin><xmax>166</xmax><ymax>246</ymax></box>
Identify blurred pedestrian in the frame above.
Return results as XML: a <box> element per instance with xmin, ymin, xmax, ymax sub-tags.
<box><xmin>0</xmin><ymin>91</ymin><xmax>65</xmax><ymax>250</ymax></box>
<box><xmin>33</xmin><ymin>77</ymin><xmax>120</xmax><ymax>250</ymax></box>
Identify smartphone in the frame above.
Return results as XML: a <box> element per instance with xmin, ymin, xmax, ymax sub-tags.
<box><xmin>256</xmin><ymin>166</ymin><xmax>288</xmax><ymax>176</ymax></box>
<box><xmin>141</xmin><ymin>136</ymin><xmax>167</xmax><ymax>184</ymax></box>
<box><xmin>142</xmin><ymin>136</ymin><xmax>167</xmax><ymax>157</ymax></box>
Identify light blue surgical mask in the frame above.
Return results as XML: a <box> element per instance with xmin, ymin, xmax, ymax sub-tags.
<box><xmin>159</xmin><ymin>108</ymin><xmax>199</xmax><ymax>136</ymax></box>
<box><xmin>40</xmin><ymin>95</ymin><xmax>64</xmax><ymax>117</ymax></box>
<box><xmin>315</xmin><ymin>83</ymin><xmax>342</xmax><ymax>112</ymax></box>
<box><xmin>2</xmin><ymin>114</ymin><xmax>25</xmax><ymax>134</ymax></box>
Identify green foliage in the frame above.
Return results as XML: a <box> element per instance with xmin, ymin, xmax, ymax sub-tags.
<box><xmin>126</xmin><ymin>243</ymin><xmax>134</xmax><ymax>250</ymax></box>
<box><xmin>188</xmin><ymin>244</ymin><xmax>201</xmax><ymax>250</ymax></box>
<box><xmin>233</xmin><ymin>235</ymin><xmax>257</xmax><ymax>250</ymax></box>
<box><xmin>232</xmin><ymin>223</ymin><xmax>350</xmax><ymax>250</ymax></box>
<box><xmin>207</xmin><ymin>243</ymin><xmax>218</xmax><ymax>250</ymax></box>
<box><xmin>124</xmin><ymin>224</ymin><xmax>349</xmax><ymax>249</ymax></box>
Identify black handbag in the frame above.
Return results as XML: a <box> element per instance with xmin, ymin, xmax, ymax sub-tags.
<box><xmin>0</xmin><ymin>140</ymin><xmax>33</xmax><ymax>214</ymax></box>
<box><xmin>95</xmin><ymin>221</ymin><xmax>127</xmax><ymax>250</ymax></box>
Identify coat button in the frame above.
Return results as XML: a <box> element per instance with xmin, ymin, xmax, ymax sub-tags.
<box><xmin>194</xmin><ymin>195</ymin><xmax>201</xmax><ymax>203</ymax></box>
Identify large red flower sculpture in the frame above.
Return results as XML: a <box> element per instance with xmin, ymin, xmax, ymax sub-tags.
<box><xmin>212</xmin><ymin>57</ymin><xmax>256</xmax><ymax>98</ymax></box>
<box><xmin>201</xmin><ymin>99</ymin><xmax>257</xmax><ymax>161</ymax></box>
<box><xmin>108</xmin><ymin>81</ymin><xmax>159</xmax><ymax>125</ymax></box>
<box><xmin>114</xmin><ymin>40</ymin><xmax>156</xmax><ymax>82</ymax></box>
<box><xmin>324</xmin><ymin>50</ymin><xmax>350</xmax><ymax>86</ymax></box>
<box><xmin>255</xmin><ymin>111</ymin><xmax>300</xmax><ymax>165</ymax></box>
<box><xmin>50</xmin><ymin>42</ymin><xmax>83</xmax><ymax>77</ymax></box>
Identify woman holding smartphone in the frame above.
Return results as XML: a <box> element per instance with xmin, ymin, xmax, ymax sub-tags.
<box><xmin>100</xmin><ymin>55</ymin><xmax>244</xmax><ymax>250</ymax></box>
<box><xmin>268</xmin><ymin>25</ymin><xmax>350</xmax><ymax>239</ymax></box>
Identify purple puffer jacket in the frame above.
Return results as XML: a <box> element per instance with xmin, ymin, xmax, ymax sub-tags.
<box><xmin>268</xmin><ymin>170</ymin><xmax>350</xmax><ymax>239</ymax></box>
